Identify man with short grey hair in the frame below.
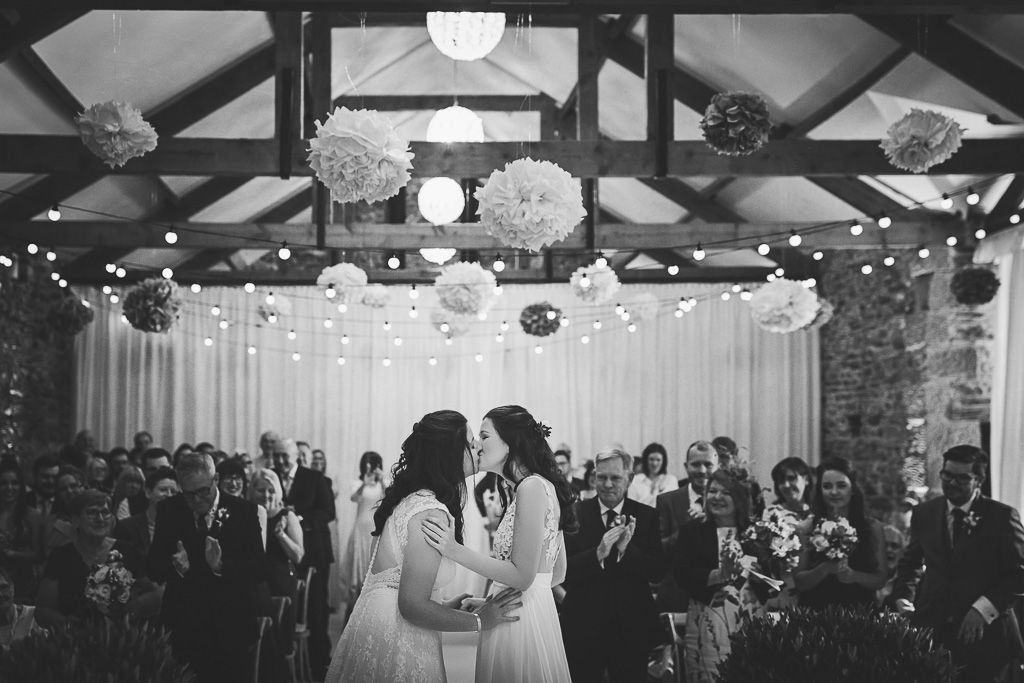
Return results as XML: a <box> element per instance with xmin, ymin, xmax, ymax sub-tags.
<box><xmin>148</xmin><ymin>453</ymin><xmax>266</xmax><ymax>683</ymax></box>
<box><xmin>560</xmin><ymin>447</ymin><xmax>667</xmax><ymax>682</ymax></box>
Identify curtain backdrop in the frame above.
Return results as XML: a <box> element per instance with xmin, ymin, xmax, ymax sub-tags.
<box><xmin>74</xmin><ymin>281</ymin><xmax>820</xmax><ymax>537</ymax></box>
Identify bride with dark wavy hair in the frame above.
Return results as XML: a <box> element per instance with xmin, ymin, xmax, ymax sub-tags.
<box><xmin>325</xmin><ymin>409</ymin><xmax>521</xmax><ymax>683</ymax></box>
<box><xmin>422</xmin><ymin>404</ymin><xmax>576</xmax><ymax>683</ymax></box>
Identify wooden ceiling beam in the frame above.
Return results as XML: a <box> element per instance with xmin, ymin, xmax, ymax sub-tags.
<box><xmin>0</xmin><ymin>9</ymin><xmax>85</xmax><ymax>64</ymax></box>
<box><xmin>986</xmin><ymin>175</ymin><xmax>1024</xmax><ymax>231</ymax></box>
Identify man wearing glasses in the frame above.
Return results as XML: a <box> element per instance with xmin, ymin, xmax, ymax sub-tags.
<box><xmin>148</xmin><ymin>453</ymin><xmax>266</xmax><ymax>683</ymax></box>
<box><xmin>892</xmin><ymin>445</ymin><xmax>1024</xmax><ymax>682</ymax></box>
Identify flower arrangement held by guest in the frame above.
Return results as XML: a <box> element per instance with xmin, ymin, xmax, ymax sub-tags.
<box><xmin>760</xmin><ymin>457</ymin><xmax>815</xmax><ymax>608</ymax></box>
<box><xmin>628</xmin><ymin>442</ymin><xmax>678</xmax><ymax>507</ymax></box>
<box><xmin>794</xmin><ymin>457</ymin><xmax>886</xmax><ymax>610</ymax></box>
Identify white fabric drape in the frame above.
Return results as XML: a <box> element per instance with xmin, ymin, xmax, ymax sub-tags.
<box><xmin>74</xmin><ymin>282</ymin><xmax>819</xmax><ymax>543</ymax></box>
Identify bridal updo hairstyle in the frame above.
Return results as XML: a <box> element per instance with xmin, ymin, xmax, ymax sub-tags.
<box><xmin>372</xmin><ymin>409</ymin><xmax>469</xmax><ymax>544</ymax></box>
<box><xmin>484</xmin><ymin>405</ymin><xmax>578</xmax><ymax>533</ymax></box>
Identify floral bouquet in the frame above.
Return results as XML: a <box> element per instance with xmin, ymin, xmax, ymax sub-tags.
<box><xmin>741</xmin><ymin>507</ymin><xmax>802</xmax><ymax>574</ymax></box>
<box><xmin>84</xmin><ymin>550</ymin><xmax>135</xmax><ymax>616</ymax></box>
<box><xmin>809</xmin><ymin>517</ymin><xmax>858</xmax><ymax>561</ymax></box>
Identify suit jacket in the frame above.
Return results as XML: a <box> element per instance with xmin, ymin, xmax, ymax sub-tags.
<box><xmin>24</xmin><ymin>491</ymin><xmax>56</xmax><ymax>518</ymax></box>
<box><xmin>148</xmin><ymin>493</ymin><xmax>266</xmax><ymax>648</ymax></box>
<box><xmin>674</xmin><ymin>518</ymin><xmax>728</xmax><ymax>606</ymax></box>
<box><xmin>562</xmin><ymin>497</ymin><xmax>667</xmax><ymax>653</ymax></box>
<box><xmin>285</xmin><ymin>467</ymin><xmax>335</xmax><ymax>568</ymax></box>
<box><xmin>892</xmin><ymin>495</ymin><xmax>1024</xmax><ymax>656</ymax></box>
<box><xmin>656</xmin><ymin>485</ymin><xmax>694</xmax><ymax>611</ymax></box>
<box><xmin>113</xmin><ymin>511</ymin><xmax>152</xmax><ymax>558</ymax></box>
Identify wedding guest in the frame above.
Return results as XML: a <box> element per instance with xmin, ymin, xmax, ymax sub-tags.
<box><xmin>194</xmin><ymin>442</ymin><xmax>216</xmax><ymax>456</ymax></box>
<box><xmin>255</xmin><ymin>430</ymin><xmax>280</xmax><ymax>472</ymax></box>
<box><xmin>876</xmin><ymin>525</ymin><xmax>905</xmax><ymax>605</ymax></box>
<box><xmin>296</xmin><ymin>441</ymin><xmax>313</xmax><ymax>468</ymax></box>
<box><xmin>656</xmin><ymin>440</ymin><xmax>719</xmax><ymax>612</ymax></box>
<box><xmin>561</xmin><ymin>447</ymin><xmax>667</xmax><ymax>683</ymax></box>
<box><xmin>238</xmin><ymin>452</ymin><xmax>255</xmax><ymax>478</ymax></box>
<box><xmin>128</xmin><ymin>431</ymin><xmax>153</xmax><ymax>468</ymax></box>
<box><xmin>310</xmin><ymin>449</ymin><xmax>328</xmax><ymax>474</ymax></box>
<box><xmin>0</xmin><ymin>567</ymin><xmax>38</xmax><ymax>645</ymax></box>
<box><xmin>675</xmin><ymin>469</ymin><xmax>761</xmax><ymax>682</ymax></box>
<box><xmin>893</xmin><ymin>445</ymin><xmax>1024</xmax><ymax>682</ymax></box>
<box><xmin>553</xmin><ymin>449</ymin><xmax>584</xmax><ymax>496</ymax></box>
<box><xmin>763</xmin><ymin>457</ymin><xmax>815</xmax><ymax>609</ymax></box>
<box><xmin>25</xmin><ymin>454</ymin><xmax>61</xmax><ymax>519</ymax></box>
<box><xmin>85</xmin><ymin>456</ymin><xmax>111</xmax><ymax>493</ymax></box>
<box><xmin>106</xmin><ymin>447</ymin><xmax>130</xmax><ymax>481</ymax></box>
<box><xmin>172</xmin><ymin>443</ymin><xmax>195</xmax><ymax>467</ymax></box>
<box><xmin>113</xmin><ymin>465</ymin><xmax>147</xmax><ymax>521</ymax></box>
<box><xmin>274</xmin><ymin>438</ymin><xmax>334</xmax><ymax>678</ymax></box>
<box><xmin>148</xmin><ymin>453</ymin><xmax>266</xmax><ymax>683</ymax></box>
<box><xmin>794</xmin><ymin>457</ymin><xmax>886</xmax><ymax>609</ymax></box>
<box><xmin>142</xmin><ymin>448</ymin><xmax>172</xmax><ymax>478</ymax></box>
<box><xmin>711</xmin><ymin>436</ymin><xmax>738</xmax><ymax>470</ymax></box>
<box><xmin>45</xmin><ymin>466</ymin><xmax>85</xmax><ymax>553</ymax></box>
<box><xmin>0</xmin><ymin>459</ymin><xmax>43</xmax><ymax>602</ymax></box>
<box><xmin>578</xmin><ymin>460</ymin><xmax>597</xmax><ymax>501</ymax></box>
<box><xmin>59</xmin><ymin>430</ymin><xmax>97</xmax><ymax>470</ymax></box>
<box><xmin>250</xmin><ymin>468</ymin><xmax>303</xmax><ymax>655</ymax></box>
<box><xmin>113</xmin><ymin>467</ymin><xmax>178</xmax><ymax>558</ymax></box>
<box><xmin>628</xmin><ymin>442</ymin><xmax>678</xmax><ymax>507</ymax></box>
<box><xmin>217</xmin><ymin>458</ymin><xmax>247</xmax><ymax>499</ymax></box>
<box><xmin>37</xmin><ymin>490</ymin><xmax>153</xmax><ymax>627</ymax></box>
<box><xmin>340</xmin><ymin>451</ymin><xmax>385</xmax><ymax>609</ymax></box>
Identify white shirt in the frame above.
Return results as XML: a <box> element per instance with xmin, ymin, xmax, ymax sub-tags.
<box><xmin>598</xmin><ymin>499</ymin><xmax>625</xmax><ymax>527</ymax></box>
<box><xmin>280</xmin><ymin>463</ymin><xmax>299</xmax><ymax>497</ymax></box>
<box><xmin>688</xmin><ymin>484</ymin><xmax>704</xmax><ymax>518</ymax></box>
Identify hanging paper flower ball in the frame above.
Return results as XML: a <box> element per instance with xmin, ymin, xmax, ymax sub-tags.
<box><xmin>950</xmin><ymin>268</ymin><xmax>1000</xmax><ymax>305</ymax></box>
<box><xmin>317</xmin><ymin>262</ymin><xmax>368</xmax><ymax>304</ymax></box>
<box><xmin>257</xmin><ymin>293</ymin><xmax>292</xmax><ymax>322</ymax></box>
<box><xmin>430</xmin><ymin>309</ymin><xmax>473</xmax><ymax>338</ymax></box>
<box><xmin>519</xmin><ymin>302</ymin><xmax>563</xmax><ymax>337</ymax></box>
<box><xmin>569</xmin><ymin>263</ymin><xmax>621</xmax><ymax>305</ymax></box>
<box><xmin>426</xmin><ymin>12</ymin><xmax>506</xmax><ymax>62</ymax></box>
<box><xmin>434</xmin><ymin>261</ymin><xmax>497</xmax><ymax>316</ymax></box>
<box><xmin>626</xmin><ymin>292</ymin><xmax>660</xmax><ymax>322</ymax></box>
<box><xmin>475</xmin><ymin>158</ymin><xmax>587</xmax><ymax>252</ymax></box>
<box><xmin>307</xmin><ymin>107</ymin><xmax>414</xmax><ymax>204</ymax></box>
<box><xmin>880</xmin><ymin>109</ymin><xmax>965</xmax><ymax>174</ymax></box>
<box><xmin>360</xmin><ymin>283</ymin><xmax>390</xmax><ymax>308</ymax></box>
<box><xmin>75</xmin><ymin>101</ymin><xmax>158</xmax><ymax>169</ymax></box>
<box><xmin>699</xmin><ymin>92</ymin><xmax>772</xmax><ymax>157</ymax></box>
<box><xmin>748</xmin><ymin>278</ymin><xmax>821</xmax><ymax>334</ymax></box>
<box><xmin>122</xmin><ymin>278</ymin><xmax>182</xmax><ymax>333</ymax></box>
<box><xmin>48</xmin><ymin>294</ymin><xmax>95</xmax><ymax>336</ymax></box>
<box><xmin>807</xmin><ymin>297</ymin><xmax>834</xmax><ymax>330</ymax></box>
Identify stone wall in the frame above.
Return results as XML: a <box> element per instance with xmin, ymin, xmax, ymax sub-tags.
<box><xmin>818</xmin><ymin>246</ymin><xmax>994</xmax><ymax>519</ymax></box>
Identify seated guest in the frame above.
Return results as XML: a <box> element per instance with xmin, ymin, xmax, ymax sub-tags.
<box><xmin>876</xmin><ymin>525</ymin><xmax>905</xmax><ymax>606</ymax></box>
<box><xmin>628</xmin><ymin>442</ymin><xmax>678</xmax><ymax>507</ymax></box>
<box><xmin>250</xmin><ymin>469</ymin><xmax>303</xmax><ymax>654</ymax></box>
<box><xmin>561</xmin><ymin>447</ymin><xmax>667</xmax><ymax>683</ymax></box>
<box><xmin>0</xmin><ymin>566</ymin><xmax>38</xmax><ymax>646</ymax></box>
<box><xmin>217</xmin><ymin>458</ymin><xmax>247</xmax><ymax>499</ymax></box>
<box><xmin>37</xmin><ymin>490</ymin><xmax>155</xmax><ymax>627</ymax></box>
<box><xmin>45</xmin><ymin>466</ymin><xmax>85</xmax><ymax>553</ymax></box>
<box><xmin>675</xmin><ymin>469</ymin><xmax>762</xmax><ymax>682</ymax></box>
<box><xmin>0</xmin><ymin>459</ymin><xmax>44</xmax><ymax>602</ymax></box>
<box><xmin>113</xmin><ymin>467</ymin><xmax>178</xmax><ymax>558</ymax></box>
<box><xmin>113</xmin><ymin>465</ymin><xmax>146</xmax><ymax>521</ymax></box>
<box><xmin>25</xmin><ymin>454</ymin><xmax>61</xmax><ymax>519</ymax></box>
<box><xmin>106</xmin><ymin>447</ymin><xmax>130</xmax><ymax>482</ymax></box>
<box><xmin>59</xmin><ymin>430</ymin><xmax>97</xmax><ymax>470</ymax></box>
<box><xmin>794</xmin><ymin>457</ymin><xmax>886</xmax><ymax>609</ymax></box>
<box><xmin>85</xmin><ymin>456</ymin><xmax>111</xmax><ymax>493</ymax></box>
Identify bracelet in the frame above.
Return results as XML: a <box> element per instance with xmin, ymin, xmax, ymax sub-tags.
<box><xmin>471</xmin><ymin>612</ymin><xmax>481</xmax><ymax>632</ymax></box>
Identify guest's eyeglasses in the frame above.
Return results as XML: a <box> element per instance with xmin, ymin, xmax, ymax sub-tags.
<box><xmin>182</xmin><ymin>486</ymin><xmax>213</xmax><ymax>499</ymax></box>
<box><xmin>939</xmin><ymin>470</ymin><xmax>976</xmax><ymax>485</ymax></box>
<box><xmin>82</xmin><ymin>508</ymin><xmax>113</xmax><ymax>520</ymax></box>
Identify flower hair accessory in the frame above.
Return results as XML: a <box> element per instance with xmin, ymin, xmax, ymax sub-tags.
<box><xmin>534</xmin><ymin>421</ymin><xmax>552</xmax><ymax>439</ymax></box>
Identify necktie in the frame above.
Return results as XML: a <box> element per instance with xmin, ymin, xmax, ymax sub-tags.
<box><xmin>951</xmin><ymin>508</ymin><xmax>966</xmax><ymax>548</ymax></box>
<box><xmin>605</xmin><ymin>509</ymin><xmax>617</xmax><ymax>529</ymax></box>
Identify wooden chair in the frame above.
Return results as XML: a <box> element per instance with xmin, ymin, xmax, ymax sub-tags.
<box><xmin>294</xmin><ymin>567</ymin><xmax>316</xmax><ymax>683</ymax></box>
<box><xmin>271</xmin><ymin>596</ymin><xmax>293</xmax><ymax>682</ymax></box>
<box><xmin>251</xmin><ymin>616</ymin><xmax>273</xmax><ymax>683</ymax></box>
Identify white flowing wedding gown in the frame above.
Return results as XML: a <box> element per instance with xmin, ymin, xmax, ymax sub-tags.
<box><xmin>325</xmin><ymin>490</ymin><xmax>456</xmax><ymax>683</ymax></box>
<box><xmin>476</xmin><ymin>475</ymin><xmax>571</xmax><ymax>683</ymax></box>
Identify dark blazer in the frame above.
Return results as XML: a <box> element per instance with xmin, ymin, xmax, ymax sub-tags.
<box><xmin>674</xmin><ymin>518</ymin><xmax>728</xmax><ymax>605</ymax></box>
<box><xmin>562</xmin><ymin>497</ymin><xmax>667</xmax><ymax>656</ymax></box>
<box><xmin>148</xmin><ymin>492</ymin><xmax>267</xmax><ymax>677</ymax></box>
<box><xmin>892</xmin><ymin>495</ymin><xmax>1024</xmax><ymax>664</ymax></box>
<box><xmin>285</xmin><ymin>467</ymin><xmax>335</xmax><ymax>568</ymax></box>
<box><xmin>656</xmin><ymin>484</ymin><xmax>694</xmax><ymax>611</ymax></box>
<box><xmin>113</xmin><ymin>511</ymin><xmax>152</xmax><ymax>558</ymax></box>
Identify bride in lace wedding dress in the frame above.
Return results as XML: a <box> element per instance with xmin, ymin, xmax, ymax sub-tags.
<box><xmin>325</xmin><ymin>410</ymin><xmax>522</xmax><ymax>683</ymax></box>
<box><xmin>422</xmin><ymin>405</ymin><xmax>576</xmax><ymax>683</ymax></box>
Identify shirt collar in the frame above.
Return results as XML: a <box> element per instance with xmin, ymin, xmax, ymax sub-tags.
<box><xmin>599</xmin><ymin>499</ymin><xmax>625</xmax><ymax>517</ymax></box>
<box><xmin>947</xmin><ymin>490</ymin><xmax>980</xmax><ymax>515</ymax></box>
<box><xmin>688</xmin><ymin>483</ymin><xmax>703</xmax><ymax>502</ymax></box>
<box><xmin>200</xmin><ymin>487</ymin><xmax>221</xmax><ymax>525</ymax></box>
<box><xmin>283</xmin><ymin>463</ymin><xmax>299</xmax><ymax>480</ymax></box>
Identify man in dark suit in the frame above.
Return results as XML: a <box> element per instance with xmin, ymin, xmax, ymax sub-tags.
<box><xmin>655</xmin><ymin>440</ymin><xmax>718</xmax><ymax>612</ymax></box>
<box><xmin>25</xmin><ymin>454</ymin><xmax>61</xmax><ymax>519</ymax></box>
<box><xmin>892</xmin><ymin>445</ymin><xmax>1024</xmax><ymax>682</ymax></box>
<box><xmin>114</xmin><ymin>466</ymin><xmax>178</xmax><ymax>558</ymax></box>
<box><xmin>274</xmin><ymin>438</ymin><xmax>335</xmax><ymax>679</ymax></box>
<box><xmin>148</xmin><ymin>453</ymin><xmax>266</xmax><ymax>683</ymax></box>
<box><xmin>561</xmin><ymin>447</ymin><xmax>667</xmax><ymax>683</ymax></box>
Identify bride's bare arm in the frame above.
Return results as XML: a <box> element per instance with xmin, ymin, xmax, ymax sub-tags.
<box><xmin>423</xmin><ymin>477</ymin><xmax>547</xmax><ymax>592</ymax></box>
<box><xmin>551</xmin><ymin>533</ymin><xmax>567</xmax><ymax>586</ymax></box>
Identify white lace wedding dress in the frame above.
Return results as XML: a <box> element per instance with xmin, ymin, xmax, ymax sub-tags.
<box><xmin>476</xmin><ymin>475</ymin><xmax>571</xmax><ymax>683</ymax></box>
<box><xmin>325</xmin><ymin>490</ymin><xmax>456</xmax><ymax>683</ymax></box>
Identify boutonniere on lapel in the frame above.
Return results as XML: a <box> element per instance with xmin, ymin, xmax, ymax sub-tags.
<box><xmin>210</xmin><ymin>507</ymin><xmax>231</xmax><ymax>536</ymax></box>
<box><xmin>963</xmin><ymin>510</ymin><xmax>981</xmax><ymax>535</ymax></box>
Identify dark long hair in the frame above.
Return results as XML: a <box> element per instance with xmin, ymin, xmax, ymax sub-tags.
<box><xmin>0</xmin><ymin>459</ymin><xmax>30</xmax><ymax>546</ymax></box>
<box><xmin>359</xmin><ymin>451</ymin><xmax>383</xmax><ymax>477</ymax></box>
<box><xmin>372</xmin><ymin>410</ymin><xmax>469</xmax><ymax>543</ymax></box>
<box><xmin>770</xmin><ymin>456</ymin><xmax>814</xmax><ymax>506</ymax></box>
<box><xmin>484</xmin><ymin>405</ymin><xmax>578</xmax><ymax>533</ymax></box>
<box><xmin>641</xmin><ymin>442</ymin><xmax>668</xmax><ymax>477</ymax></box>
<box><xmin>811</xmin><ymin>457</ymin><xmax>868</xmax><ymax>532</ymax></box>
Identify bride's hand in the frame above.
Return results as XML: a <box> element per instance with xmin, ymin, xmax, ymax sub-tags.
<box><xmin>422</xmin><ymin>518</ymin><xmax>458</xmax><ymax>559</ymax></box>
<box><xmin>442</xmin><ymin>592</ymin><xmax>473</xmax><ymax>610</ymax></box>
<box><xmin>461</xmin><ymin>597</ymin><xmax>487</xmax><ymax>611</ymax></box>
<box><xmin>475</xmin><ymin>587</ymin><xmax>522</xmax><ymax>630</ymax></box>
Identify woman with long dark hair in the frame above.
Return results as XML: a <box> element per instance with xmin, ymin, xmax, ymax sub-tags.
<box><xmin>325</xmin><ymin>410</ymin><xmax>521</xmax><ymax>683</ymax></box>
<box><xmin>340</xmin><ymin>451</ymin><xmax>386</xmax><ymax>613</ymax></box>
<box><xmin>627</xmin><ymin>442</ymin><xmax>678</xmax><ymax>507</ymax></box>
<box><xmin>422</xmin><ymin>405</ymin><xmax>576</xmax><ymax>683</ymax></box>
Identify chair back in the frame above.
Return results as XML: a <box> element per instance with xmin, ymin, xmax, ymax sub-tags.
<box><xmin>296</xmin><ymin>566</ymin><xmax>316</xmax><ymax>627</ymax></box>
<box><xmin>252</xmin><ymin>616</ymin><xmax>273</xmax><ymax>683</ymax></box>
<box><xmin>271</xmin><ymin>595</ymin><xmax>291</xmax><ymax>627</ymax></box>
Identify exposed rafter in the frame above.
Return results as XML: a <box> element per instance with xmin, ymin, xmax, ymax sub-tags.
<box><xmin>0</xmin><ymin>9</ymin><xmax>85</xmax><ymax>64</ymax></box>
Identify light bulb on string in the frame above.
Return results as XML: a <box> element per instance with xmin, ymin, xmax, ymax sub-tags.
<box><xmin>102</xmin><ymin>285</ymin><xmax>112</xmax><ymax>295</ymax></box>
<box><xmin>110</xmin><ymin>294</ymin><xmax>120</xmax><ymax>303</ymax></box>
<box><xmin>26</xmin><ymin>244</ymin><xmax>38</xmax><ymax>255</ymax></box>
<box><xmin>740</xmin><ymin>289</ymin><xmax>752</xmax><ymax>301</ymax></box>
<box><xmin>324</xmin><ymin>318</ymin><xmax>334</xmax><ymax>329</ymax></box>
<box><xmin>162</xmin><ymin>267</ymin><xmax>173</xmax><ymax>279</ymax></box>
<box><xmin>883</xmin><ymin>255</ymin><xmax>896</xmax><ymax>267</ymax></box>
<box><xmin>804</xmin><ymin>278</ymin><xmax>817</xmax><ymax>289</ymax></box>
<box><xmin>620</xmin><ymin>311</ymin><xmax>630</xmax><ymax>322</ymax></box>
<box><xmin>219</xmin><ymin>319</ymin><xmax>229</xmax><ymax>330</ymax></box>
<box><xmin>495</xmin><ymin>333</ymin><xmax>504</xmax><ymax>343</ymax></box>
<box><xmin>721</xmin><ymin>291</ymin><xmax>731</xmax><ymax>301</ymax></box>
<box><xmin>409</xmin><ymin>306</ymin><xmax>418</xmax><ymax>319</ymax></box>
<box><xmin>614</xmin><ymin>303</ymin><xmax>625</xmax><ymax>316</ymax></box>
<box><xmin>594</xmin><ymin>254</ymin><xmax>608</xmax><ymax>269</ymax></box>
<box><xmin>579</xmin><ymin>274</ymin><xmax>591</xmax><ymax>289</ymax></box>
<box><xmin>677</xmin><ymin>298</ymin><xmax>686</xmax><ymax>310</ymax></box>
<box><xmin>278</xmin><ymin>242</ymin><xmax>291</xmax><ymax>260</ymax></box>
<box><xmin>409</xmin><ymin>285</ymin><xmax>419</xmax><ymax>300</ymax></box>
<box><xmin>292</xmin><ymin>352</ymin><xmax>301</xmax><ymax>362</ymax></box>
<box><xmin>58</xmin><ymin>278</ymin><xmax>67</xmax><ymax>288</ymax></box>
<box><xmin>50</xmin><ymin>272</ymin><xmax>60</xmax><ymax>282</ymax></box>
<box><xmin>918</xmin><ymin>246</ymin><xmax>930</xmax><ymax>259</ymax></box>
<box><xmin>667</xmin><ymin>264</ymin><xmax>680</xmax><ymax>276</ymax></box>
<box><xmin>579</xmin><ymin>334</ymin><xmax>591</xmax><ymax>345</ymax></box>
<box><xmin>474</xmin><ymin>353</ymin><xmax>483</xmax><ymax>363</ymax></box>
<box><xmin>500</xmin><ymin>320</ymin><xmax>509</xmax><ymax>332</ymax></box>
<box><xmin>247</xmin><ymin>346</ymin><xmax>256</xmax><ymax>356</ymax></box>
<box><xmin>674</xmin><ymin>309</ymin><xmax>683</xmax><ymax>318</ymax></box>
<box><xmin>966</xmin><ymin>188</ymin><xmax>980</xmax><ymax>205</ymax></box>
<box><xmin>774</xmin><ymin>267</ymin><xmax>784</xmax><ymax>277</ymax></box>
<box><xmin>941</xmin><ymin>194</ymin><xmax>953</xmax><ymax>209</ymax></box>
<box><xmin>440</xmin><ymin>322</ymin><xmax>450</xmax><ymax>333</ymax></box>
<box><xmin>337</xmin><ymin>356</ymin><xmax>346</xmax><ymax>366</ymax></box>
<box><xmin>387</xmin><ymin>253</ymin><xmax>401</xmax><ymax>270</ymax></box>
<box><xmin>288</xmin><ymin>329</ymin><xmax>297</xmax><ymax>340</ymax></box>
<box><xmin>560</xmin><ymin>316</ymin><xmax>569</xmax><ymax>327</ymax></box>
<box><xmin>244</xmin><ymin>282</ymin><xmax>255</xmax><ymax>293</ymax></box>
<box><xmin>337</xmin><ymin>303</ymin><xmax>348</xmax><ymax>314</ymax></box>
<box><xmin>394</xmin><ymin>337</ymin><xmax>403</xmax><ymax>347</ymax></box>
<box><xmin>267</xmin><ymin>313</ymin><xmax>277</xmax><ymax>324</ymax></box>
<box><xmin>265</xmin><ymin>292</ymin><xmax>275</xmax><ymax>306</ymax></box>
<box><xmin>593</xmin><ymin>320</ymin><xmax>602</xmax><ymax>330</ymax></box>
<box><xmin>204</xmin><ymin>337</ymin><xmax>213</xmax><ymax>347</ymax></box>
<box><xmin>975</xmin><ymin>228</ymin><xmax>987</xmax><ymax>240</ymax></box>
<box><xmin>688</xmin><ymin>297</ymin><xmax>696</xmax><ymax>307</ymax></box>
<box><xmin>1010</xmin><ymin>213</ymin><xmax>1021</xmax><ymax>225</ymax></box>
<box><xmin>861</xmin><ymin>264</ymin><xmax>873</xmax><ymax>275</ymax></box>
<box><xmin>545</xmin><ymin>310</ymin><xmax>557</xmax><ymax>321</ymax></box>
<box><xmin>47</xmin><ymin>204</ymin><xmax>61</xmax><ymax>221</ymax></box>
<box><xmin>115</xmin><ymin>267</ymin><xmax>126</xmax><ymax>279</ymax></box>
<box><xmin>766</xmin><ymin>273</ymin><xmax>777</xmax><ymax>282</ymax></box>
<box><xmin>789</xmin><ymin>231</ymin><xmax>802</xmax><ymax>247</ymax></box>
<box><xmin>429</xmin><ymin>357</ymin><xmax>438</xmax><ymax>366</ymax></box>
<box><xmin>105</xmin><ymin>263</ymin><xmax>116</xmax><ymax>274</ymax></box>
<box><xmin>849</xmin><ymin>221</ymin><xmax>863</xmax><ymax>237</ymax></box>
<box><xmin>164</xmin><ymin>230</ymin><xmax>178</xmax><ymax>245</ymax></box>
<box><xmin>946</xmin><ymin>235</ymin><xmax>958</xmax><ymax>247</ymax></box>
<box><xmin>627</xmin><ymin>322</ymin><xmax>637</xmax><ymax>333</ymax></box>
<box><xmin>445</xmin><ymin>336</ymin><xmax>453</xmax><ymax>346</ymax></box>
<box><xmin>325</xmin><ymin>286</ymin><xmax>336</xmax><ymax>300</ymax></box>
<box><xmin>756</xmin><ymin>243</ymin><xmax>770</xmax><ymax>256</ymax></box>
<box><xmin>692</xmin><ymin>244</ymin><xmax>706</xmax><ymax>261</ymax></box>
<box><xmin>812</xmin><ymin>251</ymin><xmax>824</xmax><ymax>261</ymax></box>
<box><xmin>383</xmin><ymin>321</ymin><xmax>391</xmax><ymax>331</ymax></box>
<box><xmin>190</xmin><ymin>283</ymin><xmax>202</xmax><ymax>293</ymax></box>
<box><xmin>731</xmin><ymin>284</ymin><xmax>742</xmax><ymax>293</ymax></box>
<box><xmin>45</xmin><ymin>250</ymin><xmax>56</xmax><ymax>262</ymax></box>
<box><xmin>534</xmin><ymin>344</ymin><xmax>543</xmax><ymax>355</ymax></box>
<box><xmin>341</xmin><ymin>335</ymin><xmax>350</xmax><ymax>345</ymax></box>
<box><xmin>477</xmin><ymin>311</ymin><xmax>488</xmax><ymax>321</ymax></box>
<box><xmin>877</xmin><ymin>215</ymin><xmax>892</xmax><ymax>229</ymax></box>
<box><xmin>492</xmin><ymin>255</ymin><xmax>505</xmax><ymax>273</ymax></box>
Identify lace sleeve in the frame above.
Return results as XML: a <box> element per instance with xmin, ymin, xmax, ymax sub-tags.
<box><xmin>393</xmin><ymin>491</ymin><xmax>451</xmax><ymax>554</ymax></box>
